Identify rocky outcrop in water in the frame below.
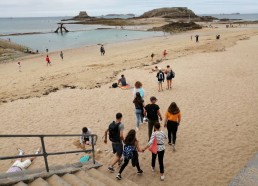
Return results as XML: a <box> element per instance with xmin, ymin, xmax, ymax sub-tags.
<box><xmin>149</xmin><ymin>22</ymin><xmax>202</xmax><ymax>33</ymax></box>
<box><xmin>73</xmin><ymin>11</ymin><xmax>90</xmax><ymax>19</ymax></box>
<box><xmin>140</xmin><ymin>7</ymin><xmax>198</xmax><ymax>19</ymax></box>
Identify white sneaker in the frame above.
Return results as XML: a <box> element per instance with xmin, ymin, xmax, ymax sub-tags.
<box><xmin>160</xmin><ymin>175</ymin><xmax>165</xmax><ymax>181</ymax></box>
<box><xmin>151</xmin><ymin>167</ymin><xmax>155</xmax><ymax>172</ymax></box>
<box><xmin>172</xmin><ymin>144</ymin><xmax>176</xmax><ymax>151</ymax></box>
<box><xmin>35</xmin><ymin>148</ymin><xmax>41</xmax><ymax>154</ymax></box>
<box><xmin>17</xmin><ymin>148</ymin><xmax>24</xmax><ymax>155</ymax></box>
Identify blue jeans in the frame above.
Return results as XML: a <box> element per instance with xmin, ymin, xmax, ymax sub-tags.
<box><xmin>135</xmin><ymin>109</ymin><xmax>143</xmax><ymax>128</ymax></box>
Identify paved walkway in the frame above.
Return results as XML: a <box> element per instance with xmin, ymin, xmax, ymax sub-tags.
<box><xmin>229</xmin><ymin>152</ymin><xmax>258</xmax><ymax>186</ymax></box>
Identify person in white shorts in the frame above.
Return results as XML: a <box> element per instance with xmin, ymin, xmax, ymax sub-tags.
<box><xmin>6</xmin><ymin>148</ymin><xmax>41</xmax><ymax>173</ymax></box>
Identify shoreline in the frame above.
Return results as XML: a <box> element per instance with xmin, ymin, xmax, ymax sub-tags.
<box><xmin>0</xmin><ymin>26</ymin><xmax>258</xmax><ymax>104</ymax></box>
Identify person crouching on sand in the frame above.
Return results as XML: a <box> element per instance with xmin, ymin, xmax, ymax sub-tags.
<box><xmin>46</xmin><ymin>55</ymin><xmax>51</xmax><ymax>66</ymax></box>
<box><xmin>143</xmin><ymin>122</ymin><xmax>167</xmax><ymax>181</ymax></box>
<box><xmin>116</xmin><ymin>129</ymin><xmax>144</xmax><ymax>180</ymax></box>
<box><xmin>164</xmin><ymin>102</ymin><xmax>181</xmax><ymax>151</ymax></box>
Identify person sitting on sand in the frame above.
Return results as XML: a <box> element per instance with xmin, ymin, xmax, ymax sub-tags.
<box><xmin>104</xmin><ymin>113</ymin><xmax>125</xmax><ymax>173</ymax></box>
<box><xmin>116</xmin><ymin>129</ymin><xmax>144</xmax><ymax>180</ymax></box>
<box><xmin>118</xmin><ymin>75</ymin><xmax>127</xmax><ymax>86</ymax></box>
<box><xmin>6</xmin><ymin>148</ymin><xmax>41</xmax><ymax>173</ymax></box>
<box><xmin>163</xmin><ymin>50</ymin><xmax>167</xmax><ymax>58</ymax></box>
<box><xmin>143</xmin><ymin>122</ymin><xmax>167</xmax><ymax>181</ymax></box>
<box><xmin>46</xmin><ymin>55</ymin><xmax>51</xmax><ymax>66</ymax></box>
<box><xmin>133</xmin><ymin>81</ymin><xmax>144</xmax><ymax>98</ymax></box>
<box><xmin>156</xmin><ymin>68</ymin><xmax>165</xmax><ymax>92</ymax></box>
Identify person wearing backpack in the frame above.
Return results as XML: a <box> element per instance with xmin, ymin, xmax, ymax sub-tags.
<box><xmin>144</xmin><ymin>122</ymin><xmax>167</xmax><ymax>181</ymax></box>
<box><xmin>156</xmin><ymin>68</ymin><xmax>165</xmax><ymax>92</ymax></box>
<box><xmin>165</xmin><ymin>65</ymin><xmax>174</xmax><ymax>89</ymax></box>
<box><xmin>104</xmin><ymin>113</ymin><xmax>125</xmax><ymax>172</ymax></box>
<box><xmin>144</xmin><ymin>96</ymin><xmax>162</xmax><ymax>140</ymax></box>
<box><xmin>116</xmin><ymin>129</ymin><xmax>144</xmax><ymax>180</ymax></box>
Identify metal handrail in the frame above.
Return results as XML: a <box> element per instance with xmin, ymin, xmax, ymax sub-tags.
<box><xmin>0</xmin><ymin>134</ymin><xmax>97</xmax><ymax>172</ymax></box>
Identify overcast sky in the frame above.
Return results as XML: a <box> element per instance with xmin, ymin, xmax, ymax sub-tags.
<box><xmin>0</xmin><ymin>0</ymin><xmax>258</xmax><ymax>17</ymax></box>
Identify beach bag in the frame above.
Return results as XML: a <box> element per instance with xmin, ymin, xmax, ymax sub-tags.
<box><xmin>108</xmin><ymin>121</ymin><xmax>121</xmax><ymax>142</ymax></box>
<box><xmin>112</xmin><ymin>83</ymin><xmax>118</xmax><ymax>88</ymax></box>
<box><xmin>123</xmin><ymin>145</ymin><xmax>136</xmax><ymax>160</ymax></box>
<box><xmin>171</xmin><ymin>70</ymin><xmax>175</xmax><ymax>78</ymax></box>
<box><xmin>80</xmin><ymin>155</ymin><xmax>90</xmax><ymax>163</ymax></box>
<box><xmin>149</xmin><ymin>134</ymin><xmax>158</xmax><ymax>154</ymax></box>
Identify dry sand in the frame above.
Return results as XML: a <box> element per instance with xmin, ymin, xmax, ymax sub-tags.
<box><xmin>0</xmin><ymin>25</ymin><xmax>258</xmax><ymax>186</ymax></box>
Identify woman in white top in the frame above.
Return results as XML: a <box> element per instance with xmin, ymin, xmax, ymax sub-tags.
<box><xmin>133</xmin><ymin>81</ymin><xmax>144</xmax><ymax>99</ymax></box>
<box><xmin>144</xmin><ymin>122</ymin><xmax>167</xmax><ymax>181</ymax></box>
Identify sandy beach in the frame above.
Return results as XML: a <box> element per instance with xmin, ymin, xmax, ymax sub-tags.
<box><xmin>0</xmin><ymin>25</ymin><xmax>258</xmax><ymax>186</ymax></box>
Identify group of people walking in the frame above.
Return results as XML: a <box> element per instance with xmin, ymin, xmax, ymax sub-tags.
<box><xmin>104</xmin><ymin>79</ymin><xmax>182</xmax><ymax>181</ymax></box>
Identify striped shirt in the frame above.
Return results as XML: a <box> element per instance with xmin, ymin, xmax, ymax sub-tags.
<box><xmin>148</xmin><ymin>131</ymin><xmax>167</xmax><ymax>151</ymax></box>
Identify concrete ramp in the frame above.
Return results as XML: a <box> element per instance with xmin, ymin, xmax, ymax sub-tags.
<box><xmin>229</xmin><ymin>152</ymin><xmax>258</xmax><ymax>186</ymax></box>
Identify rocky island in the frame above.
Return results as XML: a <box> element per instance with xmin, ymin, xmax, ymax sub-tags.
<box><xmin>62</xmin><ymin>7</ymin><xmax>209</xmax><ymax>32</ymax></box>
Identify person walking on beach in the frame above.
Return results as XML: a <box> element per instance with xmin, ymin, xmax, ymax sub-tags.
<box><xmin>156</xmin><ymin>68</ymin><xmax>165</xmax><ymax>92</ymax></box>
<box><xmin>60</xmin><ymin>51</ymin><xmax>64</xmax><ymax>60</ymax></box>
<box><xmin>7</xmin><ymin>148</ymin><xmax>41</xmax><ymax>173</ymax></box>
<box><xmin>46</xmin><ymin>55</ymin><xmax>51</xmax><ymax>66</ymax></box>
<box><xmin>144</xmin><ymin>122</ymin><xmax>167</xmax><ymax>181</ymax></box>
<box><xmin>151</xmin><ymin>53</ymin><xmax>155</xmax><ymax>61</ymax></box>
<box><xmin>144</xmin><ymin>96</ymin><xmax>162</xmax><ymax>140</ymax></box>
<box><xmin>164</xmin><ymin>102</ymin><xmax>181</xmax><ymax>151</ymax></box>
<box><xmin>116</xmin><ymin>129</ymin><xmax>144</xmax><ymax>180</ymax></box>
<box><xmin>133</xmin><ymin>81</ymin><xmax>144</xmax><ymax>99</ymax></box>
<box><xmin>195</xmin><ymin>35</ymin><xmax>199</xmax><ymax>42</ymax></box>
<box><xmin>104</xmin><ymin>113</ymin><xmax>124</xmax><ymax>172</ymax></box>
<box><xmin>100</xmin><ymin>45</ymin><xmax>105</xmax><ymax>56</ymax></box>
<box><xmin>18</xmin><ymin>62</ymin><xmax>21</xmax><ymax>72</ymax></box>
<box><xmin>133</xmin><ymin>92</ymin><xmax>145</xmax><ymax>131</ymax></box>
<box><xmin>165</xmin><ymin>65</ymin><xmax>174</xmax><ymax>89</ymax></box>
<box><xmin>163</xmin><ymin>50</ymin><xmax>167</xmax><ymax>58</ymax></box>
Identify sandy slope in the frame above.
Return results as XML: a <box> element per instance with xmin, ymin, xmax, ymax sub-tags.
<box><xmin>0</xmin><ymin>26</ymin><xmax>258</xmax><ymax>186</ymax></box>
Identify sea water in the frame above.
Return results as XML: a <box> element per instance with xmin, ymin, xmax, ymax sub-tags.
<box><xmin>0</xmin><ymin>17</ymin><xmax>162</xmax><ymax>52</ymax></box>
<box><xmin>1</xmin><ymin>29</ymin><xmax>163</xmax><ymax>52</ymax></box>
<box><xmin>200</xmin><ymin>14</ymin><xmax>258</xmax><ymax>21</ymax></box>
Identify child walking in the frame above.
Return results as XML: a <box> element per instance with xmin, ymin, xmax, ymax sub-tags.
<box><xmin>116</xmin><ymin>129</ymin><xmax>144</xmax><ymax>180</ymax></box>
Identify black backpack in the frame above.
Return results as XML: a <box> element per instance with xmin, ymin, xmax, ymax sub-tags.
<box><xmin>112</xmin><ymin>83</ymin><xmax>118</xmax><ymax>88</ymax></box>
<box><xmin>108</xmin><ymin>121</ymin><xmax>121</xmax><ymax>142</ymax></box>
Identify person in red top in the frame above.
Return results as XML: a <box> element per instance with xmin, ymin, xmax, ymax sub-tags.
<box><xmin>46</xmin><ymin>55</ymin><xmax>51</xmax><ymax>66</ymax></box>
<box><xmin>163</xmin><ymin>50</ymin><xmax>167</xmax><ymax>58</ymax></box>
